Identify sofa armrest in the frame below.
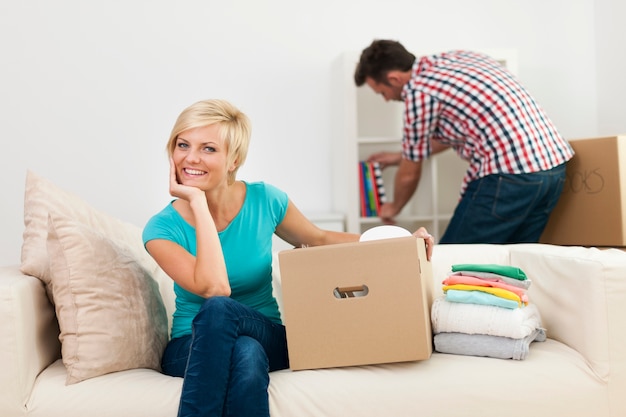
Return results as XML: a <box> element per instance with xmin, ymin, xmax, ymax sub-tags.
<box><xmin>0</xmin><ymin>266</ymin><xmax>61</xmax><ymax>416</ymax></box>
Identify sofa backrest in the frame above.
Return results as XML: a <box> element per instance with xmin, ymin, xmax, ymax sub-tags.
<box><xmin>510</xmin><ymin>244</ymin><xmax>625</xmax><ymax>382</ymax></box>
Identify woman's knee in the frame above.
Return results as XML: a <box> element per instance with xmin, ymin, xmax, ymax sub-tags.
<box><xmin>200</xmin><ymin>295</ymin><xmax>235</xmax><ymax>312</ymax></box>
<box><xmin>194</xmin><ymin>296</ymin><xmax>237</xmax><ymax>325</ymax></box>
<box><xmin>233</xmin><ymin>336</ymin><xmax>269</xmax><ymax>376</ymax></box>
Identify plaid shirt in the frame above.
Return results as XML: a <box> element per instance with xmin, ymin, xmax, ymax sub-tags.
<box><xmin>402</xmin><ymin>50</ymin><xmax>574</xmax><ymax>195</ymax></box>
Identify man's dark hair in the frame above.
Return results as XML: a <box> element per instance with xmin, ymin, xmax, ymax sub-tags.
<box><xmin>354</xmin><ymin>39</ymin><xmax>416</xmax><ymax>86</ymax></box>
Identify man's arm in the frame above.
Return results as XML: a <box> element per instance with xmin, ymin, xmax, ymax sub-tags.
<box><xmin>367</xmin><ymin>151</ymin><xmax>402</xmax><ymax>169</ymax></box>
<box><xmin>378</xmin><ymin>158</ymin><xmax>423</xmax><ymax>224</ymax></box>
<box><xmin>430</xmin><ymin>140</ymin><xmax>451</xmax><ymax>155</ymax></box>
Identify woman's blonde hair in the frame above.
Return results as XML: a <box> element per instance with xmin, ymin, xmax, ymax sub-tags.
<box><xmin>166</xmin><ymin>99</ymin><xmax>251</xmax><ymax>184</ymax></box>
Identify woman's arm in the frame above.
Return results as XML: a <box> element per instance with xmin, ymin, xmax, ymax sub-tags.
<box><xmin>275</xmin><ymin>200</ymin><xmax>434</xmax><ymax>260</ymax></box>
<box><xmin>274</xmin><ymin>201</ymin><xmax>360</xmax><ymax>248</ymax></box>
<box><xmin>145</xmin><ymin>160</ymin><xmax>230</xmax><ymax>298</ymax></box>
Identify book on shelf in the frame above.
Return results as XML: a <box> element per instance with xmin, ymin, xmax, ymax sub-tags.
<box><xmin>359</xmin><ymin>161</ymin><xmax>387</xmax><ymax>217</ymax></box>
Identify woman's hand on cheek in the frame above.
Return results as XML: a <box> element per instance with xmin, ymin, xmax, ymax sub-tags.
<box><xmin>169</xmin><ymin>158</ymin><xmax>204</xmax><ymax>202</ymax></box>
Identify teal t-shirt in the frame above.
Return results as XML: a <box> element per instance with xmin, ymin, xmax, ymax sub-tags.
<box><xmin>142</xmin><ymin>182</ymin><xmax>288</xmax><ymax>339</ymax></box>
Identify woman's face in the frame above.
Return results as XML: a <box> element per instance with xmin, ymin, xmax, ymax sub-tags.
<box><xmin>172</xmin><ymin>124</ymin><xmax>232</xmax><ymax>191</ymax></box>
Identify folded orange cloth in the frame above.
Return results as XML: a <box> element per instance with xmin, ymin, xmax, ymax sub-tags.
<box><xmin>442</xmin><ymin>275</ymin><xmax>527</xmax><ymax>300</ymax></box>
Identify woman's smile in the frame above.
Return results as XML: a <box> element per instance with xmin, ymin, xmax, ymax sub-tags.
<box><xmin>183</xmin><ymin>168</ymin><xmax>207</xmax><ymax>176</ymax></box>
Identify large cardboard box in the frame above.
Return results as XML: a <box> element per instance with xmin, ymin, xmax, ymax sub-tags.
<box><xmin>278</xmin><ymin>236</ymin><xmax>433</xmax><ymax>371</ymax></box>
<box><xmin>540</xmin><ymin>135</ymin><xmax>626</xmax><ymax>247</ymax></box>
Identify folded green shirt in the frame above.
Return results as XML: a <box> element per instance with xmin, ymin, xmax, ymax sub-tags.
<box><xmin>451</xmin><ymin>263</ymin><xmax>527</xmax><ymax>280</ymax></box>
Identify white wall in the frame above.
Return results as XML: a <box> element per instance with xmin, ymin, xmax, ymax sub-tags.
<box><xmin>595</xmin><ymin>0</ymin><xmax>626</xmax><ymax>136</ymax></box>
<box><xmin>0</xmin><ymin>0</ymin><xmax>621</xmax><ymax>266</ymax></box>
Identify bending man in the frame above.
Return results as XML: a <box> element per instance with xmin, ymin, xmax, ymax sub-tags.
<box><xmin>355</xmin><ymin>39</ymin><xmax>574</xmax><ymax>244</ymax></box>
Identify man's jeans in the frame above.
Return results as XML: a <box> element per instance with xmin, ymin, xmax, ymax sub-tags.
<box><xmin>161</xmin><ymin>297</ymin><xmax>289</xmax><ymax>417</ymax></box>
<box><xmin>440</xmin><ymin>164</ymin><xmax>567</xmax><ymax>244</ymax></box>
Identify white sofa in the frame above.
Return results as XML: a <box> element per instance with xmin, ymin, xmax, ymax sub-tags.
<box><xmin>3</xmin><ymin>242</ymin><xmax>626</xmax><ymax>417</ymax></box>
<box><xmin>3</xmin><ymin>172</ymin><xmax>626</xmax><ymax>416</ymax></box>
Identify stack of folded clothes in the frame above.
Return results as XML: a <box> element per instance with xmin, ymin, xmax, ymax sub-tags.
<box><xmin>431</xmin><ymin>263</ymin><xmax>546</xmax><ymax>360</ymax></box>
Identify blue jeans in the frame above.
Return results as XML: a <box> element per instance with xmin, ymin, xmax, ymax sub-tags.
<box><xmin>161</xmin><ymin>297</ymin><xmax>289</xmax><ymax>417</ymax></box>
<box><xmin>440</xmin><ymin>164</ymin><xmax>566</xmax><ymax>244</ymax></box>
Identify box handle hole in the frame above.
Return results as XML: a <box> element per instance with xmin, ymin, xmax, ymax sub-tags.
<box><xmin>333</xmin><ymin>285</ymin><xmax>369</xmax><ymax>299</ymax></box>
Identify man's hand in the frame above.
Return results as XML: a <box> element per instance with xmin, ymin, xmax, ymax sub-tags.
<box><xmin>367</xmin><ymin>151</ymin><xmax>402</xmax><ymax>169</ymax></box>
<box><xmin>378</xmin><ymin>202</ymin><xmax>400</xmax><ymax>225</ymax></box>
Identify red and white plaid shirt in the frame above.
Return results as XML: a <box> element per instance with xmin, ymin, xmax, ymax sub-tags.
<box><xmin>402</xmin><ymin>50</ymin><xmax>574</xmax><ymax>195</ymax></box>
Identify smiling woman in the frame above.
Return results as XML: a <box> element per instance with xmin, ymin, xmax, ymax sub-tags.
<box><xmin>141</xmin><ymin>98</ymin><xmax>436</xmax><ymax>417</ymax></box>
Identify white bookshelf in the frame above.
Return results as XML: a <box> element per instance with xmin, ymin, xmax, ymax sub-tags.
<box><xmin>331</xmin><ymin>49</ymin><xmax>518</xmax><ymax>242</ymax></box>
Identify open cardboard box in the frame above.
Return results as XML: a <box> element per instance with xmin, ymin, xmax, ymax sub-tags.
<box><xmin>278</xmin><ymin>236</ymin><xmax>433</xmax><ymax>371</ymax></box>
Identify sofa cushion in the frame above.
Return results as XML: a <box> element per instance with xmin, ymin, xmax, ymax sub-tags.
<box><xmin>46</xmin><ymin>212</ymin><xmax>168</xmax><ymax>384</ymax></box>
<box><xmin>510</xmin><ymin>244</ymin><xmax>613</xmax><ymax>381</ymax></box>
<box><xmin>19</xmin><ymin>170</ymin><xmax>176</xmax><ymax>333</ymax></box>
<box><xmin>20</xmin><ymin>171</ymin><xmax>161</xmax><ymax>298</ymax></box>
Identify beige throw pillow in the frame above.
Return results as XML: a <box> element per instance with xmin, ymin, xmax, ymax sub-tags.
<box><xmin>47</xmin><ymin>212</ymin><xmax>168</xmax><ymax>385</ymax></box>
<box><xmin>20</xmin><ymin>170</ymin><xmax>160</xmax><ymax>294</ymax></box>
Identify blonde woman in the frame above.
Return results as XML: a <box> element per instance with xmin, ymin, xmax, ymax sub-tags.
<box><xmin>143</xmin><ymin>99</ymin><xmax>434</xmax><ymax>417</ymax></box>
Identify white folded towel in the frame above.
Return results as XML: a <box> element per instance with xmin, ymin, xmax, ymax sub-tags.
<box><xmin>431</xmin><ymin>297</ymin><xmax>543</xmax><ymax>339</ymax></box>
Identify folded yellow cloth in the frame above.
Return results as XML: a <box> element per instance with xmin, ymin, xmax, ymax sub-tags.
<box><xmin>442</xmin><ymin>284</ymin><xmax>527</xmax><ymax>306</ymax></box>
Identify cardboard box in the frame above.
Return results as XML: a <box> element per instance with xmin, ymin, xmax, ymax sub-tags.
<box><xmin>540</xmin><ymin>135</ymin><xmax>626</xmax><ymax>247</ymax></box>
<box><xmin>278</xmin><ymin>236</ymin><xmax>433</xmax><ymax>371</ymax></box>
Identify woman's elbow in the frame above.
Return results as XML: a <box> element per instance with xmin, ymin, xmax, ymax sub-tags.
<box><xmin>198</xmin><ymin>282</ymin><xmax>231</xmax><ymax>298</ymax></box>
<box><xmin>206</xmin><ymin>287</ymin><xmax>231</xmax><ymax>298</ymax></box>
